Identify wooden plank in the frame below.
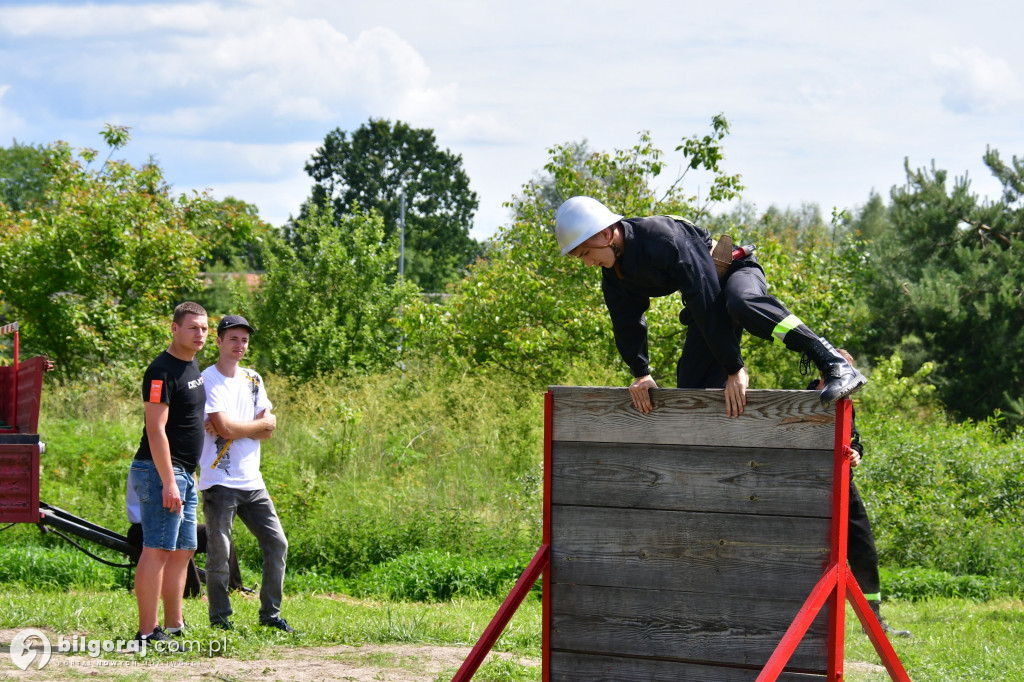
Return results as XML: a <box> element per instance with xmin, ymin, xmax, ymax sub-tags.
<box><xmin>550</xmin><ymin>506</ymin><xmax>829</xmax><ymax>598</ymax></box>
<box><xmin>549</xmin><ymin>583</ymin><xmax>829</xmax><ymax>671</ymax></box>
<box><xmin>550</xmin><ymin>651</ymin><xmax>825</xmax><ymax>681</ymax></box>
<box><xmin>551</xmin><ymin>441</ymin><xmax>833</xmax><ymax>517</ymax></box>
<box><xmin>549</xmin><ymin>387</ymin><xmax>834</xmax><ymax>449</ymax></box>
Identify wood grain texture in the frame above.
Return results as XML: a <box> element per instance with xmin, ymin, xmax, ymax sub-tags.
<box><xmin>544</xmin><ymin>385</ymin><xmax>837</xmax><ymax>676</ymax></box>
<box><xmin>549</xmin><ymin>386</ymin><xmax>834</xmax><ymax>449</ymax></box>
<box><xmin>549</xmin><ymin>582</ymin><xmax>829</xmax><ymax>671</ymax></box>
<box><xmin>551</xmin><ymin>440</ymin><xmax>833</xmax><ymax>517</ymax></box>
<box><xmin>549</xmin><ymin>651</ymin><xmax>826</xmax><ymax>681</ymax></box>
<box><xmin>550</xmin><ymin>505</ymin><xmax>830</xmax><ymax>598</ymax></box>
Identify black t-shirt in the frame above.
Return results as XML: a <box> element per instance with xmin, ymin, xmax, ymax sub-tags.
<box><xmin>134</xmin><ymin>350</ymin><xmax>206</xmax><ymax>472</ymax></box>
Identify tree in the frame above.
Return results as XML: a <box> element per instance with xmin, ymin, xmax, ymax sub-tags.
<box><xmin>0</xmin><ymin>140</ymin><xmax>52</xmax><ymax>212</ymax></box>
<box><xmin>860</xmin><ymin>150</ymin><xmax>1024</xmax><ymax>424</ymax></box>
<box><xmin>196</xmin><ymin>196</ymin><xmax>274</xmax><ymax>272</ymax></box>
<box><xmin>301</xmin><ymin>119</ymin><xmax>482</xmax><ymax>292</ymax></box>
<box><xmin>0</xmin><ymin>125</ymin><xmax>222</xmax><ymax>377</ymax></box>
<box><xmin>243</xmin><ymin>204</ymin><xmax>416</xmax><ymax>380</ymax></box>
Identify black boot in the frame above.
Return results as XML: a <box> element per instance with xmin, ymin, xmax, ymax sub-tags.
<box><xmin>804</xmin><ymin>336</ymin><xmax>867</xmax><ymax>407</ymax></box>
<box><xmin>869</xmin><ymin>600</ymin><xmax>911</xmax><ymax>638</ymax></box>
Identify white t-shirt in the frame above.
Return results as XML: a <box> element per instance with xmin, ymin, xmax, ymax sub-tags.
<box><xmin>197</xmin><ymin>365</ymin><xmax>272</xmax><ymax>491</ymax></box>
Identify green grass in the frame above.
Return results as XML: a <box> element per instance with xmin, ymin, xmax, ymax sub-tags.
<box><xmin>844</xmin><ymin>599</ymin><xmax>1024</xmax><ymax>681</ymax></box>
<box><xmin>2</xmin><ymin>587</ymin><xmax>1022</xmax><ymax>680</ymax></box>
<box><xmin>0</xmin><ymin>586</ymin><xmax>541</xmax><ymax>657</ymax></box>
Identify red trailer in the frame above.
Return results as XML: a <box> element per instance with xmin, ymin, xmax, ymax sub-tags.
<box><xmin>1</xmin><ymin>323</ymin><xmax>140</xmax><ymax>566</ymax></box>
<box><xmin>0</xmin><ymin>322</ymin><xmax>50</xmax><ymax>524</ymax></box>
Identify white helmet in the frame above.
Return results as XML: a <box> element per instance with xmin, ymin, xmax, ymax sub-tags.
<box><xmin>554</xmin><ymin>196</ymin><xmax>623</xmax><ymax>255</ymax></box>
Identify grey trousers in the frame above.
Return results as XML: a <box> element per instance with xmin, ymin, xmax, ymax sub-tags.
<box><xmin>202</xmin><ymin>486</ymin><xmax>288</xmax><ymax>624</ymax></box>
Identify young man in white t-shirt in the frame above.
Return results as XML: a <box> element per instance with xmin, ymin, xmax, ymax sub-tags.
<box><xmin>199</xmin><ymin>315</ymin><xmax>293</xmax><ymax>633</ymax></box>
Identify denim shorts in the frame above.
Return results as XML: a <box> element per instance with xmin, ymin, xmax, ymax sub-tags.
<box><xmin>129</xmin><ymin>459</ymin><xmax>198</xmax><ymax>551</ymax></box>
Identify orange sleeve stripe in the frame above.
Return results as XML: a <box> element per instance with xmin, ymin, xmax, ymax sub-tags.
<box><xmin>148</xmin><ymin>380</ymin><xmax>164</xmax><ymax>403</ymax></box>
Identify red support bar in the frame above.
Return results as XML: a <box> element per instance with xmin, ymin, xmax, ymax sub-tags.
<box><xmin>451</xmin><ymin>544</ymin><xmax>550</xmax><ymax>682</ymax></box>
<box><xmin>757</xmin><ymin>564</ymin><xmax>839</xmax><ymax>682</ymax></box>
<box><xmin>828</xmin><ymin>399</ymin><xmax>853</xmax><ymax>680</ymax></box>
<box><xmin>11</xmin><ymin>330</ymin><xmax>18</xmax><ymax>431</ymax></box>
<box><xmin>846</xmin><ymin>572</ymin><xmax>912</xmax><ymax>682</ymax></box>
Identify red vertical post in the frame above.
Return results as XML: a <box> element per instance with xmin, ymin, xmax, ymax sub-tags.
<box><xmin>827</xmin><ymin>398</ymin><xmax>853</xmax><ymax>681</ymax></box>
<box><xmin>11</xmin><ymin>329</ymin><xmax>19</xmax><ymax>432</ymax></box>
<box><xmin>542</xmin><ymin>390</ymin><xmax>552</xmax><ymax>682</ymax></box>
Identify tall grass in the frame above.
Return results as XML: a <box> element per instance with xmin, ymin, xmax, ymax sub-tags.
<box><xmin>24</xmin><ymin>359</ymin><xmax>546</xmax><ymax>596</ymax></box>
<box><xmin>11</xmin><ymin>353</ymin><xmax>1024</xmax><ymax>600</ymax></box>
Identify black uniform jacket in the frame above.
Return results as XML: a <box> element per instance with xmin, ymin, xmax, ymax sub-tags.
<box><xmin>601</xmin><ymin>215</ymin><xmax>744</xmax><ymax>378</ymax></box>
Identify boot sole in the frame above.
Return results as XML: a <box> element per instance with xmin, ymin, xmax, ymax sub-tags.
<box><xmin>820</xmin><ymin>375</ymin><xmax>868</xmax><ymax>408</ymax></box>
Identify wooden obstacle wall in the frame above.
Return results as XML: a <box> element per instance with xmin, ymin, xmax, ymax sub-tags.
<box><xmin>546</xmin><ymin>386</ymin><xmax>837</xmax><ymax>681</ymax></box>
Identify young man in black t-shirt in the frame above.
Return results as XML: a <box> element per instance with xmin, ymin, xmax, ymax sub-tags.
<box><xmin>128</xmin><ymin>302</ymin><xmax>209</xmax><ymax>644</ymax></box>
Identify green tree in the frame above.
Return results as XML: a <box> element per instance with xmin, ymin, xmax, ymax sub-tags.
<box><xmin>860</xmin><ymin>150</ymin><xmax>1024</xmax><ymax>423</ymax></box>
<box><xmin>0</xmin><ymin>140</ymin><xmax>52</xmax><ymax>212</ymax></box>
<box><xmin>196</xmin><ymin>196</ymin><xmax>274</xmax><ymax>271</ymax></box>
<box><xmin>301</xmin><ymin>118</ymin><xmax>481</xmax><ymax>292</ymax></box>
<box><xmin>244</xmin><ymin>204</ymin><xmax>415</xmax><ymax>380</ymax></box>
<box><xmin>0</xmin><ymin>126</ymin><xmax>220</xmax><ymax>377</ymax></box>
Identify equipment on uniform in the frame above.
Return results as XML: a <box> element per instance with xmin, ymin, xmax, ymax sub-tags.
<box><xmin>711</xmin><ymin>235</ymin><xmax>734</xmax><ymax>279</ymax></box>
<box><xmin>555</xmin><ymin>197</ymin><xmax>624</xmax><ymax>255</ymax></box>
<box><xmin>710</xmin><ymin>236</ymin><xmax>757</xmax><ymax>282</ymax></box>
<box><xmin>732</xmin><ymin>244</ymin><xmax>756</xmax><ymax>259</ymax></box>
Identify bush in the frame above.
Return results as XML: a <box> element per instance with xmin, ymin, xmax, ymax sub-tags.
<box><xmin>0</xmin><ymin>541</ymin><xmax>127</xmax><ymax>591</ymax></box>
<box><xmin>349</xmin><ymin>550</ymin><xmax>536</xmax><ymax>602</ymax></box>
<box><xmin>880</xmin><ymin>566</ymin><xmax>1017</xmax><ymax>602</ymax></box>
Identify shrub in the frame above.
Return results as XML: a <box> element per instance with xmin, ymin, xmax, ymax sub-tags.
<box><xmin>349</xmin><ymin>550</ymin><xmax>536</xmax><ymax>602</ymax></box>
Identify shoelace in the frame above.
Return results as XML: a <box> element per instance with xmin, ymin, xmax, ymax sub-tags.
<box><xmin>799</xmin><ymin>354</ymin><xmax>813</xmax><ymax>377</ymax></box>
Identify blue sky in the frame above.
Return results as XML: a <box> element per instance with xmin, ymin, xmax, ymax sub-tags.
<box><xmin>2</xmin><ymin>0</ymin><xmax>1022</xmax><ymax>239</ymax></box>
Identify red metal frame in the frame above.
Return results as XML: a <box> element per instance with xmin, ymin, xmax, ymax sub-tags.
<box><xmin>756</xmin><ymin>399</ymin><xmax>911</xmax><ymax>681</ymax></box>
<box><xmin>453</xmin><ymin>394</ymin><xmax>911</xmax><ymax>682</ymax></box>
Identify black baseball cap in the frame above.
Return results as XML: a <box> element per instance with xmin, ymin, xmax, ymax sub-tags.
<box><xmin>217</xmin><ymin>315</ymin><xmax>255</xmax><ymax>336</ymax></box>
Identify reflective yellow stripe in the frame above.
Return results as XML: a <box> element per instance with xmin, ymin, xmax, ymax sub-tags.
<box><xmin>771</xmin><ymin>314</ymin><xmax>802</xmax><ymax>342</ymax></box>
<box><xmin>863</xmin><ymin>592</ymin><xmax>881</xmax><ymax>602</ymax></box>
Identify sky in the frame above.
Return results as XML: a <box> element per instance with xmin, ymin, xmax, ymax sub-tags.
<box><xmin>1</xmin><ymin>0</ymin><xmax>1022</xmax><ymax>241</ymax></box>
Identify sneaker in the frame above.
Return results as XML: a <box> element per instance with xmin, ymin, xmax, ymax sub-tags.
<box><xmin>135</xmin><ymin>627</ymin><xmax>180</xmax><ymax>651</ymax></box>
<box><xmin>210</xmin><ymin>619</ymin><xmax>234</xmax><ymax>631</ymax></box>
<box><xmin>260</xmin><ymin>617</ymin><xmax>295</xmax><ymax>633</ymax></box>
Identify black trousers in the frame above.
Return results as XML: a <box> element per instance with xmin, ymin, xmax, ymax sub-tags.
<box><xmin>849</xmin><ymin>472</ymin><xmax>881</xmax><ymax>596</ymax></box>
<box><xmin>676</xmin><ymin>261</ymin><xmax>807</xmax><ymax>389</ymax></box>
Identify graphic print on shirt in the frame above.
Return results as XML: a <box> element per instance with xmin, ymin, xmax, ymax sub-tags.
<box><xmin>209</xmin><ymin>369</ymin><xmax>261</xmax><ymax>475</ymax></box>
<box><xmin>213</xmin><ymin>435</ymin><xmax>233</xmax><ymax>475</ymax></box>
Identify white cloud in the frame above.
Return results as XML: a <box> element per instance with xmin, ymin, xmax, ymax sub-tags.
<box><xmin>933</xmin><ymin>46</ymin><xmax>1024</xmax><ymax>114</ymax></box>
<box><xmin>205</xmin><ymin>172</ymin><xmax>315</xmax><ymax>227</ymax></box>
<box><xmin>443</xmin><ymin>113</ymin><xmax>519</xmax><ymax>146</ymax></box>
<box><xmin>0</xmin><ymin>3</ymin><xmax>223</xmax><ymax>38</ymax></box>
<box><xmin>0</xmin><ymin>4</ymin><xmax>462</xmax><ymax>136</ymax></box>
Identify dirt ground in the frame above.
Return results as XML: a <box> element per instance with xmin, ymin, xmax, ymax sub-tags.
<box><xmin>1</xmin><ymin>628</ymin><xmax>891</xmax><ymax>681</ymax></box>
<box><xmin>0</xmin><ymin>628</ymin><xmax>536</xmax><ymax>681</ymax></box>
